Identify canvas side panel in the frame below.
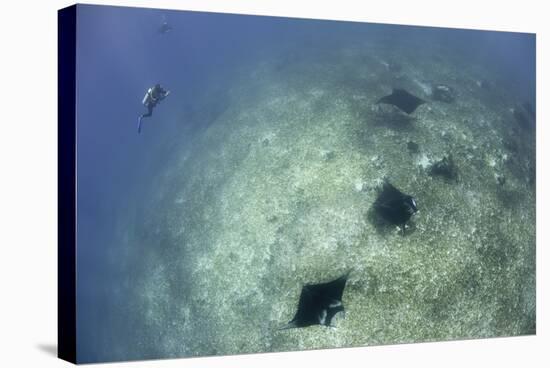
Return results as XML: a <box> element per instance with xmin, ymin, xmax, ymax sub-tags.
<box><xmin>58</xmin><ymin>4</ymin><xmax>77</xmax><ymax>364</ymax></box>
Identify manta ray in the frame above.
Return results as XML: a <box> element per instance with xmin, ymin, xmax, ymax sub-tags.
<box><xmin>377</xmin><ymin>88</ymin><xmax>426</xmax><ymax>114</ymax></box>
<box><xmin>281</xmin><ymin>272</ymin><xmax>349</xmax><ymax>329</ymax></box>
<box><xmin>373</xmin><ymin>180</ymin><xmax>418</xmax><ymax>232</ymax></box>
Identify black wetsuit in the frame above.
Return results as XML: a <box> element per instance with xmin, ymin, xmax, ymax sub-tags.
<box><xmin>142</xmin><ymin>87</ymin><xmax>164</xmax><ymax>118</ymax></box>
<box><xmin>141</xmin><ymin>102</ymin><xmax>154</xmax><ymax>119</ymax></box>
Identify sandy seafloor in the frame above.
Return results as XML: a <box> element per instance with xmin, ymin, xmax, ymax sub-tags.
<box><xmin>89</xmin><ymin>37</ymin><xmax>535</xmax><ymax>362</ymax></box>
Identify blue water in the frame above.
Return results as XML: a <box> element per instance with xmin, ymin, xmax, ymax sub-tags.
<box><xmin>74</xmin><ymin>4</ymin><xmax>535</xmax><ymax>363</ymax></box>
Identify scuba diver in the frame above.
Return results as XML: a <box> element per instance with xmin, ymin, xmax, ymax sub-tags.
<box><xmin>158</xmin><ymin>20</ymin><xmax>172</xmax><ymax>34</ymax></box>
<box><xmin>158</xmin><ymin>15</ymin><xmax>172</xmax><ymax>34</ymax></box>
<box><xmin>137</xmin><ymin>84</ymin><xmax>170</xmax><ymax>134</ymax></box>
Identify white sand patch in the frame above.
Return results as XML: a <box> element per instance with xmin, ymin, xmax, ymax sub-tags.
<box><xmin>417</xmin><ymin>153</ymin><xmax>431</xmax><ymax>169</ymax></box>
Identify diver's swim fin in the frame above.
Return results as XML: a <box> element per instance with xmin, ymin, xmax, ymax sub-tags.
<box><xmin>137</xmin><ymin>116</ymin><xmax>143</xmax><ymax>134</ymax></box>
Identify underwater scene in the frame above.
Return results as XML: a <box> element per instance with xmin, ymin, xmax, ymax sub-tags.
<box><xmin>74</xmin><ymin>5</ymin><xmax>536</xmax><ymax>363</ymax></box>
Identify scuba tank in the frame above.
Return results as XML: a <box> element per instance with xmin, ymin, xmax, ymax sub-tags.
<box><xmin>142</xmin><ymin>88</ymin><xmax>152</xmax><ymax>106</ymax></box>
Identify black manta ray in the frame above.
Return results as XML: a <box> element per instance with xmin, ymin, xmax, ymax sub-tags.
<box><xmin>377</xmin><ymin>88</ymin><xmax>426</xmax><ymax>114</ymax></box>
<box><xmin>374</xmin><ymin>180</ymin><xmax>418</xmax><ymax>231</ymax></box>
<box><xmin>281</xmin><ymin>273</ymin><xmax>349</xmax><ymax>329</ymax></box>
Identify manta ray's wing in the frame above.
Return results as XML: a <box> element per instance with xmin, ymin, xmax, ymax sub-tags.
<box><xmin>309</xmin><ymin>273</ymin><xmax>348</xmax><ymax>303</ymax></box>
<box><xmin>289</xmin><ymin>285</ymin><xmax>323</xmax><ymax>327</ymax></box>
<box><xmin>375</xmin><ymin>181</ymin><xmax>403</xmax><ymax>206</ymax></box>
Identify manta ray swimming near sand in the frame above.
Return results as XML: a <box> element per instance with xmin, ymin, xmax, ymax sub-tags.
<box><xmin>280</xmin><ymin>272</ymin><xmax>349</xmax><ymax>329</ymax></box>
<box><xmin>376</xmin><ymin>88</ymin><xmax>426</xmax><ymax>114</ymax></box>
<box><xmin>373</xmin><ymin>180</ymin><xmax>418</xmax><ymax>232</ymax></box>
